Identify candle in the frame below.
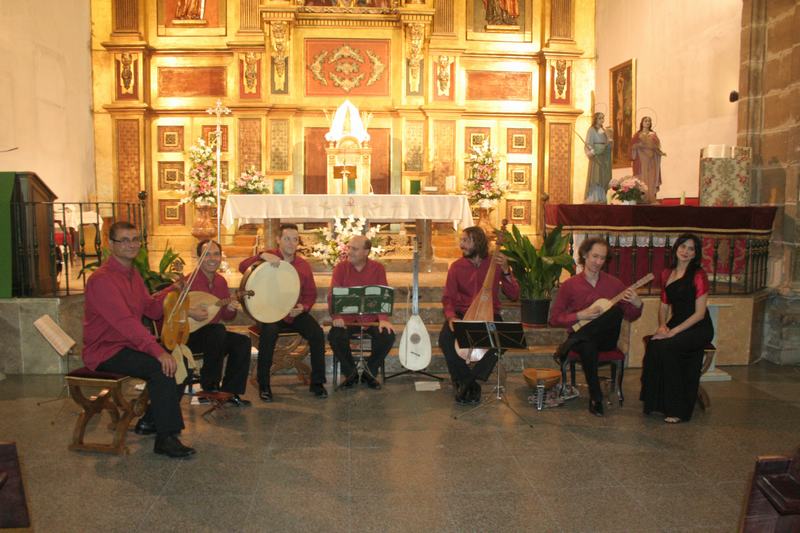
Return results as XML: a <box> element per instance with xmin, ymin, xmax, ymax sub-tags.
<box><xmin>680</xmin><ymin>191</ymin><xmax>686</xmax><ymax>205</ymax></box>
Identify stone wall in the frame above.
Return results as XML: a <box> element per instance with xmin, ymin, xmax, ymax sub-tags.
<box><xmin>739</xmin><ymin>0</ymin><xmax>800</xmax><ymax>364</ymax></box>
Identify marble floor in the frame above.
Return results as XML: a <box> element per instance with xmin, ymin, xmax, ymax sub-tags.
<box><xmin>1</xmin><ymin>362</ymin><xmax>799</xmax><ymax>532</ymax></box>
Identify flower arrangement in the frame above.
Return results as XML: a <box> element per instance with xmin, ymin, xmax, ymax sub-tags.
<box><xmin>180</xmin><ymin>137</ymin><xmax>223</xmax><ymax>207</ymax></box>
<box><xmin>232</xmin><ymin>166</ymin><xmax>269</xmax><ymax>194</ymax></box>
<box><xmin>609</xmin><ymin>176</ymin><xmax>648</xmax><ymax>203</ymax></box>
<box><xmin>310</xmin><ymin>216</ymin><xmax>385</xmax><ymax>267</ymax></box>
<box><xmin>465</xmin><ymin>140</ymin><xmax>507</xmax><ymax>209</ymax></box>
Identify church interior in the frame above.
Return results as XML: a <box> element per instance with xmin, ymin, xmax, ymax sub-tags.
<box><xmin>1</xmin><ymin>0</ymin><xmax>799</xmax><ymax>530</ymax></box>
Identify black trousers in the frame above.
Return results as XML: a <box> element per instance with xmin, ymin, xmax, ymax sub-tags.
<box><xmin>328</xmin><ymin>325</ymin><xmax>395</xmax><ymax>377</ymax></box>
<box><xmin>187</xmin><ymin>323</ymin><xmax>251</xmax><ymax>395</ymax></box>
<box><xmin>438</xmin><ymin>313</ymin><xmax>502</xmax><ymax>385</ymax></box>
<box><xmin>258</xmin><ymin>312</ymin><xmax>326</xmax><ymax>388</ymax></box>
<box><xmin>97</xmin><ymin>348</ymin><xmax>184</xmax><ymax>436</ymax></box>
<box><xmin>562</xmin><ymin>307</ymin><xmax>624</xmax><ymax>402</ymax></box>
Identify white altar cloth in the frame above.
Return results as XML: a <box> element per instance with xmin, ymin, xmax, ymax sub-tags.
<box><xmin>222</xmin><ymin>194</ymin><xmax>474</xmax><ymax>230</ymax></box>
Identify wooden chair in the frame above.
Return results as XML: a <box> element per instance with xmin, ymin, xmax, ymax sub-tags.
<box><xmin>642</xmin><ymin>336</ymin><xmax>716</xmax><ymax>411</ymax></box>
<box><xmin>247</xmin><ymin>325</ymin><xmax>311</xmax><ymax>385</ymax></box>
<box><xmin>65</xmin><ymin>367</ymin><xmax>149</xmax><ymax>455</ymax></box>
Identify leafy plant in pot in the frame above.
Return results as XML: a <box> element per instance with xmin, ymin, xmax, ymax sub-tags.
<box><xmin>499</xmin><ymin>224</ymin><xmax>575</xmax><ymax>325</ymax></box>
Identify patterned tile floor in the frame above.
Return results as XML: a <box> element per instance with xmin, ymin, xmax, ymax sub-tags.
<box><xmin>1</xmin><ymin>362</ymin><xmax>799</xmax><ymax>532</ymax></box>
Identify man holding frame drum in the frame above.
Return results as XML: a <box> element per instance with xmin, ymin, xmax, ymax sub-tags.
<box><xmin>239</xmin><ymin>223</ymin><xmax>327</xmax><ymax>401</ymax></box>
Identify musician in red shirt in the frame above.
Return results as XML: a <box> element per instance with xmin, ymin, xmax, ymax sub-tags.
<box><xmin>327</xmin><ymin>235</ymin><xmax>395</xmax><ymax>389</ymax></box>
<box><xmin>82</xmin><ymin>221</ymin><xmax>194</xmax><ymax>458</ymax></box>
<box><xmin>439</xmin><ymin>226</ymin><xmax>520</xmax><ymax>405</ymax></box>
<box><xmin>550</xmin><ymin>236</ymin><xmax>643</xmax><ymax>416</ymax></box>
<box><xmin>239</xmin><ymin>223</ymin><xmax>326</xmax><ymax>401</ymax></box>
<box><xmin>186</xmin><ymin>240</ymin><xmax>251</xmax><ymax>407</ymax></box>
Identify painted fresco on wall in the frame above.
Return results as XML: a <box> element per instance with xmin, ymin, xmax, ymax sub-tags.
<box><xmin>305</xmin><ymin>39</ymin><xmax>390</xmax><ymax>96</ymax></box>
<box><xmin>610</xmin><ymin>59</ymin><xmax>636</xmax><ymax>169</ymax></box>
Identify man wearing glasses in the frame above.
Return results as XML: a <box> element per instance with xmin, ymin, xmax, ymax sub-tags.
<box><xmin>82</xmin><ymin>221</ymin><xmax>195</xmax><ymax>458</ymax></box>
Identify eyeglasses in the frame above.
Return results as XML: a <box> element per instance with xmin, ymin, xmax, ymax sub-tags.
<box><xmin>110</xmin><ymin>237</ymin><xmax>141</xmax><ymax>246</ymax></box>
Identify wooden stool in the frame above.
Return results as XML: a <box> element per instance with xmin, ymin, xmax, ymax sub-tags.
<box><xmin>248</xmin><ymin>326</ymin><xmax>311</xmax><ymax>385</ymax></box>
<box><xmin>65</xmin><ymin>367</ymin><xmax>149</xmax><ymax>455</ymax></box>
<box><xmin>194</xmin><ymin>391</ymin><xmax>234</xmax><ymax>419</ymax></box>
<box><xmin>522</xmin><ymin>368</ymin><xmax>562</xmax><ymax>410</ymax></box>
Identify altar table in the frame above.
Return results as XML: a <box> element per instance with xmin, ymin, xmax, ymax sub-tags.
<box><xmin>222</xmin><ymin>194</ymin><xmax>473</xmax><ymax>261</ymax></box>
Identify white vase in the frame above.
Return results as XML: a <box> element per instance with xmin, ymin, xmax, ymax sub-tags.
<box><xmin>621</xmin><ymin>200</ymin><xmax>636</xmax><ymax>205</ymax></box>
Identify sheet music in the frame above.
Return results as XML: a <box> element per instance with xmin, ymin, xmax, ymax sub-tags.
<box><xmin>33</xmin><ymin>315</ymin><xmax>76</xmax><ymax>357</ymax></box>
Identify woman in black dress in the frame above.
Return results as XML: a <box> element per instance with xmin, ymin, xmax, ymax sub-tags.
<box><xmin>641</xmin><ymin>233</ymin><xmax>714</xmax><ymax>423</ymax></box>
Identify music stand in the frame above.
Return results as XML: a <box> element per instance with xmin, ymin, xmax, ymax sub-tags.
<box><xmin>452</xmin><ymin>321</ymin><xmax>533</xmax><ymax>427</ymax></box>
<box><xmin>330</xmin><ymin>285</ymin><xmax>394</xmax><ymax>390</ymax></box>
<box><xmin>33</xmin><ymin>314</ymin><xmax>77</xmax><ymax>406</ymax></box>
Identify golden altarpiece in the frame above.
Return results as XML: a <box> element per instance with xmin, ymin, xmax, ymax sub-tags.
<box><xmin>90</xmin><ymin>0</ymin><xmax>595</xmax><ymax>251</ymax></box>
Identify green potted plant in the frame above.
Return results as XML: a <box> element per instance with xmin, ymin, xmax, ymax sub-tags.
<box><xmin>500</xmin><ymin>224</ymin><xmax>575</xmax><ymax>325</ymax></box>
<box><xmin>79</xmin><ymin>242</ymin><xmax>183</xmax><ymax>294</ymax></box>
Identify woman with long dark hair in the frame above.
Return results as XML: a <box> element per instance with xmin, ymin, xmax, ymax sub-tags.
<box><xmin>640</xmin><ymin>233</ymin><xmax>714</xmax><ymax>423</ymax></box>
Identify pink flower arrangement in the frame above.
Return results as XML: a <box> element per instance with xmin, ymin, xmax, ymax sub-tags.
<box><xmin>180</xmin><ymin>137</ymin><xmax>224</xmax><ymax>207</ymax></box>
<box><xmin>609</xmin><ymin>176</ymin><xmax>648</xmax><ymax>203</ymax></box>
<box><xmin>232</xmin><ymin>166</ymin><xmax>269</xmax><ymax>194</ymax></box>
<box><xmin>465</xmin><ymin>141</ymin><xmax>507</xmax><ymax>209</ymax></box>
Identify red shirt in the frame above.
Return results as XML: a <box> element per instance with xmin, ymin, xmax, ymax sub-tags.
<box><xmin>328</xmin><ymin>259</ymin><xmax>390</xmax><ymax>324</ymax></box>
<box><xmin>550</xmin><ymin>270</ymin><xmax>643</xmax><ymax>328</ymax></box>
<box><xmin>660</xmin><ymin>268</ymin><xmax>710</xmax><ymax>304</ymax></box>
<box><xmin>189</xmin><ymin>271</ymin><xmax>236</xmax><ymax>323</ymax></box>
<box><xmin>82</xmin><ymin>256</ymin><xmax>169</xmax><ymax>370</ymax></box>
<box><xmin>442</xmin><ymin>256</ymin><xmax>520</xmax><ymax>320</ymax></box>
<box><xmin>239</xmin><ymin>249</ymin><xmax>317</xmax><ymax>323</ymax></box>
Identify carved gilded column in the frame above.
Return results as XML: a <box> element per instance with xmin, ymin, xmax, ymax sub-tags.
<box><xmin>269</xmin><ymin>21</ymin><xmax>290</xmax><ymax>93</ymax></box>
<box><xmin>405</xmin><ymin>22</ymin><xmax>425</xmax><ymax>95</ymax></box>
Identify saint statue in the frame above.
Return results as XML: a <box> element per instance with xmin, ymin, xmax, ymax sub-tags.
<box><xmin>483</xmin><ymin>0</ymin><xmax>519</xmax><ymax>26</ymax></box>
<box><xmin>631</xmin><ymin>116</ymin><xmax>666</xmax><ymax>204</ymax></box>
<box><xmin>584</xmin><ymin>112</ymin><xmax>613</xmax><ymax>204</ymax></box>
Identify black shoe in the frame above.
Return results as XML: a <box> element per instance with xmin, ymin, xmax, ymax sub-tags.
<box><xmin>226</xmin><ymin>394</ymin><xmax>252</xmax><ymax>407</ymax></box>
<box><xmin>341</xmin><ymin>372</ymin><xmax>359</xmax><ymax>389</ymax></box>
<box><xmin>134</xmin><ymin>418</ymin><xmax>156</xmax><ymax>436</ymax></box>
<box><xmin>589</xmin><ymin>399</ymin><xmax>605</xmax><ymax>417</ymax></box>
<box><xmin>259</xmin><ymin>386</ymin><xmax>273</xmax><ymax>402</ymax></box>
<box><xmin>154</xmin><ymin>435</ymin><xmax>195</xmax><ymax>458</ymax></box>
<box><xmin>455</xmin><ymin>382</ymin><xmax>470</xmax><ymax>405</ymax></box>
<box><xmin>361</xmin><ymin>371</ymin><xmax>382</xmax><ymax>390</ymax></box>
<box><xmin>310</xmin><ymin>383</ymin><xmax>328</xmax><ymax>398</ymax></box>
<box><xmin>468</xmin><ymin>382</ymin><xmax>481</xmax><ymax>404</ymax></box>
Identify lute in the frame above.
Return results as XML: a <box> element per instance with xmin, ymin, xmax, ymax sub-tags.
<box><xmin>571</xmin><ymin>273</ymin><xmax>654</xmax><ymax>332</ymax></box>
<box><xmin>399</xmin><ymin>240</ymin><xmax>432</xmax><ymax>371</ymax></box>
<box><xmin>187</xmin><ymin>288</ymin><xmax>254</xmax><ymax>332</ymax></box>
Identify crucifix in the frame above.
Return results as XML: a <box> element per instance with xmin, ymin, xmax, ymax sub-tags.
<box><xmin>206</xmin><ymin>99</ymin><xmax>231</xmax><ymax>240</ymax></box>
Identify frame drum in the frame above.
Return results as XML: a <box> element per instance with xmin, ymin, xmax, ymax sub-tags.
<box><xmin>239</xmin><ymin>260</ymin><xmax>300</xmax><ymax>323</ymax></box>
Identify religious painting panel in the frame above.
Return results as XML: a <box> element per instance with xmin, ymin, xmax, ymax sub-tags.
<box><xmin>507</xmin><ymin>163</ymin><xmax>531</xmax><ymax>192</ymax></box>
<box><xmin>610</xmin><ymin>59</ymin><xmax>636</xmax><ymax>168</ymax></box>
<box><xmin>547</xmin><ymin>122</ymin><xmax>572</xmax><ymax>204</ymax></box>
<box><xmin>158</xmin><ymin>67</ymin><xmax>227</xmax><ymax>97</ymax></box>
<box><xmin>370</xmin><ymin>128</ymin><xmax>391</xmax><ymax>194</ymax></box>
<box><xmin>305</xmin><ymin>39</ymin><xmax>390</xmax><ymax>97</ymax></box>
<box><xmin>202</xmin><ymin>125</ymin><xmax>228</xmax><ymax>152</ymax></box>
<box><xmin>114</xmin><ymin>53</ymin><xmax>138</xmax><ymax>100</ymax></box>
<box><xmin>239</xmin><ymin>52</ymin><xmax>261</xmax><ymax>99</ymax></box>
<box><xmin>304</xmin><ymin>127</ymin><xmax>328</xmax><ymax>194</ymax></box>
<box><xmin>432</xmin><ymin>120</ymin><xmax>456</xmax><ymax>192</ymax></box>
<box><xmin>158</xmin><ymin>162</ymin><xmax>184</xmax><ymax>190</ymax></box>
<box><xmin>404</xmin><ymin>121</ymin><xmax>424</xmax><ymax>172</ymax></box>
<box><xmin>238</xmin><ymin>118</ymin><xmax>262</xmax><ymax>172</ymax></box>
<box><xmin>269</xmin><ymin>120</ymin><xmax>290</xmax><ymax>172</ymax></box>
<box><xmin>467</xmin><ymin>0</ymin><xmax>531</xmax><ymax>42</ymax></box>
<box><xmin>157</xmin><ymin>126</ymin><xmax>184</xmax><ymax>152</ymax></box>
<box><xmin>158</xmin><ymin>199</ymin><xmax>185</xmax><ymax>226</ymax></box>
<box><xmin>506</xmin><ymin>200</ymin><xmax>532</xmax><ymax>226</ymax></box>
<box><xmin>506</xmin><ymin>128</ymin><xmax>532</xmax><ymax>154</ymax></box>
<box><xmin>466</xmin><ymin>71</ymin><xmax>532</xmax><ymax>101</ymax></box>
<box><xmin>116</xmin><ymin>119</ymin><xmax>141</xmax><ymax>205</ymax></box>
<box><xmin>465</xmin><ymin>127</ymin><xmax>491</xmax><ymax>152</ymax></box>
<box><xmin>158</xmin><ymin>0</ymin><xmax>227</xmax><ymax>36</ymax></box>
